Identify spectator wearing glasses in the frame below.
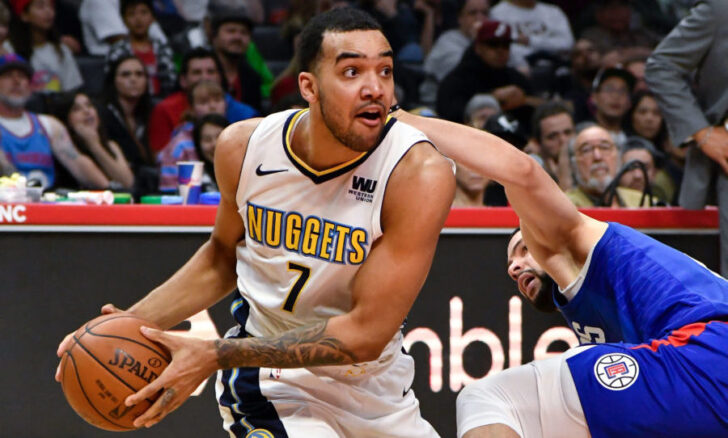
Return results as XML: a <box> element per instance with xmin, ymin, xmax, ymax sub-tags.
<box><xmin>437</xmin><ymin>20</ymin><xmax>536</xmax><ymax>126</ymax></box>
<box><xmin>590</xmin><ymin>66</ymin><xmax>634</xmax><ymax>148</ymax></box>
<box><xmin>566</xmin><ymin>124</ymin><xmax>649</xmax><ymax>207</ymax></box>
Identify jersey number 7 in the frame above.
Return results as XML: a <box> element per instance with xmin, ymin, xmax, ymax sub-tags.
<box><xmin>283</xmin><ymin>262</ymin><xmax>311</xmax><ymax>312</ymax></box>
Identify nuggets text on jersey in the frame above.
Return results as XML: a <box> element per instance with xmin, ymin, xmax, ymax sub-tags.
<box><xmin>246</xmin><ymin>201</ymin><xmax>368</xmax><ymax>265</ymax></box>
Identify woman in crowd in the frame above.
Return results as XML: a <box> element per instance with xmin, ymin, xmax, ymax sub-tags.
<box><xmin>100</xmin><ymin>55</ymin><xmax>154</xmax><ymax>176</ymax></box>
<box><xmin>51</xmin><ymin>91</ymin><xmax>134</xmax><ymax>189</ymax></box>
<box><xmin>625</xmin><ymin>89</ymin><xmax>682</xmax><ymax>203</ymax></box>
<box><xmin>192</xmin><ymin>113</ymin><xmax>228</xmax><ymax>193</ymax></box>
<box><xmin>5</xmin><ymin>0</ymin><xmax>83</xmax><ymax>91</ymax></box>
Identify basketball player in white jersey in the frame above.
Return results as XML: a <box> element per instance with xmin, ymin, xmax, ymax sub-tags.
<box><xmin>56</xmin><ymin>8</ymin><xmax>455</xmax><ymax>437</ymax></box>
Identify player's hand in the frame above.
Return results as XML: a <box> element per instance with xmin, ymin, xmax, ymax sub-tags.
<box><xmin>101</xmin><ymin>303</ymin><xmax>123</xmax><ymax>315</ymax></box>
<box><xmin>697</xmin><ymin>126</ymin><xmax>728</xmax><ymax>175</ymax></box>
<box><xmin>125</xmin><ymin>327</ymin><xmax>218</xmax><ymax>428</ymax></box>
<box><xmin>55</xmin><ymin>303</ymin><xmax>125</xmax><ymax>382</ymax></box>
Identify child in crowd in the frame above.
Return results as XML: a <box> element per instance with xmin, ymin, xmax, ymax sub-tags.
<box><xmin>107</xmin><ymin>0</ymin><xmax>176</xmax><ymax>97</ymax></box>
<box><xmin>192</xmin><ymin>113</ymin><xmax>228</xmax><ymax>193</ymax></box>
<box><xmin>5</xmin><ymin>0</ymin><xmax>83</xmax><ymax>92</ymax></box>
<box><xmin>157</xmin><ymin>80</ymin><xmax>227</xmax><ymax>192</ymax></box>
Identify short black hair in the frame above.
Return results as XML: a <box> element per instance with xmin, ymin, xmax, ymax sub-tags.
<box><xmin>210</xmin><ymin>7</ymin><xmax>254</xmax><ymax>38</ymax></box>
<box><xmin>180</xmin><ymin>48</ymin><xmax>227</xmax><ymax>90</ymax></box>
<box><xmin>531</xmin><ymin>101</ymin><xmax>573</xmax><ymax>142</ymax></box>
<box><xmin>120</xmin><ymin>0</ymin><xmax>153</xmax><ymax>16</ymax></box>
<box><xmin>298</xmin><ymin>7</ymin><xmax>382</xmax><ymax>73</ymax></box>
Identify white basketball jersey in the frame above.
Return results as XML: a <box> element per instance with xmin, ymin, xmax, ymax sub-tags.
<box><xmin>234</xmin><ymin>109</ymin><xmax>434</xmax><ymax>340</ymax></box>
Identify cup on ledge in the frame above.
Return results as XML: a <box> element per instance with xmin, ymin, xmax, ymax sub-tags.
<box><xmin>177</xmin><ymin>161</ymin><xmax>204</xmax><ymax>205</ymax></box>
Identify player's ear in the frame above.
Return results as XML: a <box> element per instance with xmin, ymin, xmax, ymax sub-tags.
<box><xmin>298</xmin><ymin>72</ymin><xmax>318</xmax><ymax>104</ymax></box>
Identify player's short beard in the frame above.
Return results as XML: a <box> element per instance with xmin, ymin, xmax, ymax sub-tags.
<box><xmin>529</xmin><ymin>272</ymin><xmax>557</xmax><ymax>313</ymax></box>
<box><xmin>0</xmin><ymin>93</ymin><xmax>30</xmax><ymax>109</ymax></box>
<box><xmin>319</xmin><ymin>91</ymin><xmax>381</xmax><ymax>152</ymax></box>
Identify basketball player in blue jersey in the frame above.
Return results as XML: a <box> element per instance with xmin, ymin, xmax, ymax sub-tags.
<box><xmin>398</xmin><ymin>111</ymin><xmax>728</xmax><ymax>437</ymax></box>
<box><xmin>56</xmin><ymin>8</ymin><xmax>454</xmax><ymax>437</ymax></box>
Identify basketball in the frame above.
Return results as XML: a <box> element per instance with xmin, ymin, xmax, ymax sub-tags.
<box><xmin>59</xmin><ymin>313</ymin><xmax>171</xmax><ymax>431</ymax></box>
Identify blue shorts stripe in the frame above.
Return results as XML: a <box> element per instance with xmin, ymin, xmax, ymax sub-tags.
<box><xmin>219</xmin><ymin>294</ymin><xmax>288</xmax><ymax>437</ymax></box>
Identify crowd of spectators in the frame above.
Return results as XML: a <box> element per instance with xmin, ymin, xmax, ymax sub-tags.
<box><xmin>0</xmin><ymin>0</ymin><xmax>714</xmax><ymax>219</ymax></box>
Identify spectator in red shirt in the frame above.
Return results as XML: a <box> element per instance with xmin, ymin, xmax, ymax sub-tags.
<box><xmin>147</xmin><ymin>47</ymin><xmax>257</xmax><ymax>152</ymax></box>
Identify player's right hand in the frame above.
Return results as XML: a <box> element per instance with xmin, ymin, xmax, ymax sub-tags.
<box><xmin>54</xmin><ymin>303</ymin><xmax>124</xmax><ymax>382</ymax></box>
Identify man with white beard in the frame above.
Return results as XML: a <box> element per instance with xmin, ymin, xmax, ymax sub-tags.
<box><xmin>564</xmin><ymin>124</ymin><xmax>648</xmax><ymax>207</ymax></box>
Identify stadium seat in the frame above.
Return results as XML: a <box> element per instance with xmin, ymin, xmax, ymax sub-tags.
<box><xmin>75</xmin><ymin>56</ymin><xmax>107</xmax><ymax>98</ymax></box>
<box><xmin>252</xmin><ymin>26</ymin><xmax>292</xmax><ymax>62</ymax></box>
<box><xmin>266</xmin><ymin>60</ymin><xmax>289</xmax><ymax>78</ymax></box>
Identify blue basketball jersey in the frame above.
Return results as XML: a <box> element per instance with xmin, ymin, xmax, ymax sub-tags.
<box><xmin>554</xmin><ymin>222</ymin><xmax>728</xmax><ymax>344</ymax></box>
<box><xmin>555</xmin><ymin>223</ymin><xmax>728</xmax><ymax>436</ymax></box>
<box><xmin>0</xmin><ymin>113</ymin><xmax>55</xmax><ymax>186</ymax></box>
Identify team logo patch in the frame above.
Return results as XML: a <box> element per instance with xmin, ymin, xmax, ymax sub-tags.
<box><xmin>593</xmin><ymin>353</ymin><xmax>639</xmax><ymax>391</ymax></box>
<box><xmin>246</xmin><ymin>428</ymin><xmax>275</xmax><ymax>438</ymax></box>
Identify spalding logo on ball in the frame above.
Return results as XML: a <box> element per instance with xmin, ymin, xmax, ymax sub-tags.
<box><xmin>59</xmin><ymin>313</ymin><xmax>171</xmax><ymax>431</ymax></box>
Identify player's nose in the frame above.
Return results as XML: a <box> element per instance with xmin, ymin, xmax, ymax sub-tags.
<box><xmin>507</xmin><ymin>260</ymin><xmax>521</xmax><ymax>281</ymax></box>
<box><xmin>361</xmin><ymin>72</ymin><xmax>384</xmax><ymax>99</ymax></box>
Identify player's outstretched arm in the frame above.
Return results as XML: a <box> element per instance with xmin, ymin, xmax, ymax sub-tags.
<box><xmin>395</xmin><ymin>111</ymin><xmax>606</xmax><ymax>285</ymax></box>
<box><xmin>123</xmin><ymin>142</ymin><xmax>456</xmax><ymax>428</ymax></box>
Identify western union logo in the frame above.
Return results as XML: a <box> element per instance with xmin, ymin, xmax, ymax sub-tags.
<box><xmin>348</xmin><ymin>175</ymin><xmax>377</xmax><ymax>203</ymax></box>
<box><xmin>247</xmin><ymin>202</ymin><xmax>368</xmax><ymax>265</ymax></box>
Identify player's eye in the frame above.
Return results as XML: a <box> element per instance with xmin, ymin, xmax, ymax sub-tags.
<box><xmin>343</xmin><ymin>67</ymin><xmax>357</xmax><ymax>78</ymax></box>
<box><xmin>380</xmin><ymin>66</ymin><xmax>393</xmax><ymax>77</ymax></box>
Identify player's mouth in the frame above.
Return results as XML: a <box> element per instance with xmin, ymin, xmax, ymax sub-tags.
<box><xmin>518</xmin><ymin>272</ymin><xmax>539</xmax><ymax>300</ymax></box>
<box><xmin>355</xmin><ymin>106</ymin><xmax>384</xmax><ymax>128</ymax></box>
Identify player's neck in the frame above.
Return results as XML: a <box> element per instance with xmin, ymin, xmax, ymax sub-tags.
<box><xmin>291</xmin><ymin>109</ymin><xmax>364</xmax><ymax>171</ymax></box>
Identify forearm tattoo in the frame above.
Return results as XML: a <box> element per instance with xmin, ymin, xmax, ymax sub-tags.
<box><xmin>215</xmin><ymin>320</ymin><xmax>358</xmax><ymax>369</ymax></box>
<box><xmin>53</xmin><ymin>124</ymin><xmax>79</xmax><ymax>160</ymax></box>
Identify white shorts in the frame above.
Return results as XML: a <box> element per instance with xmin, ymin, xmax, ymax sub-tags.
<box><xmin>215</xmin><ymin>330</ymin><xmax>439</xmax><ymax>438</ymax></box>
<box><xmin>456</xmin><ymin>346</ymin><xmax>593</xmax><ymax>438</ymax></box>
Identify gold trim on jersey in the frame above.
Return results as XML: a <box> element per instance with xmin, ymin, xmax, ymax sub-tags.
<box><xmin>284</xmin><ymin>109</ymin><xmax>368</xmax><ymax>177</ymax></box>
<box><xmin>281</xmin><ymin>109</ymin><xmax>397</xmax><ymax>184</ymax></box>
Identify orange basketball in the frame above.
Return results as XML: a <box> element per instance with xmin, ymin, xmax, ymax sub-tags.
<box><xmin>59</xmin><ymin>313</ymin><xmax>171</xmax><ymax>431</ymax></box>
